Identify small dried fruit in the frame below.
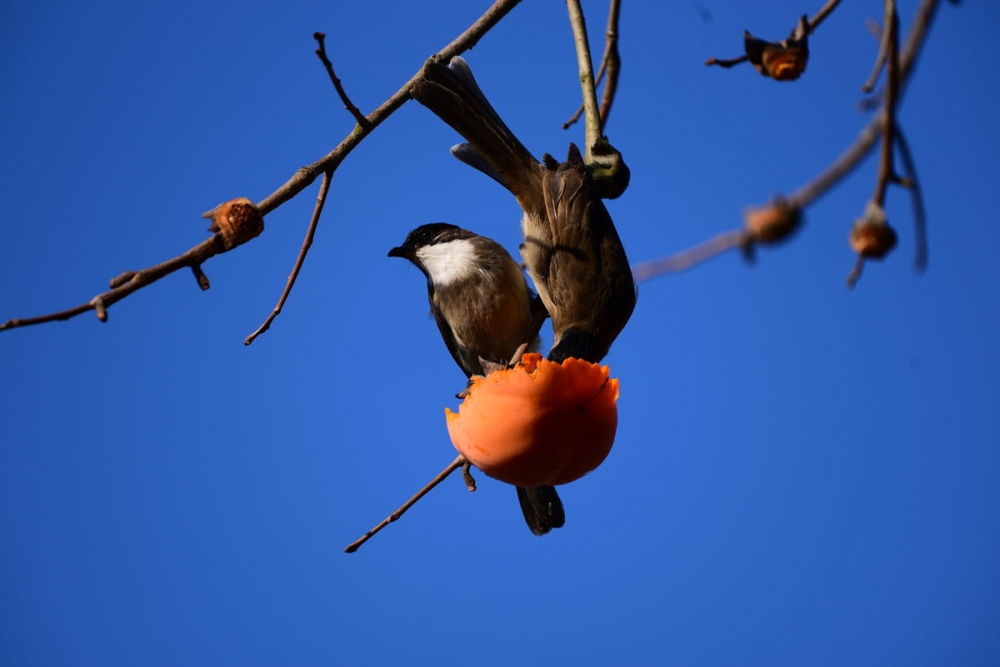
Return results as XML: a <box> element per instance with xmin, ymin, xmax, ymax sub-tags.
<box><xmin>850</xmin><ymin>201</ymin><xmax>897</xmax><ymax>259</ymax></box>
<box><xmin>203</xmin><ymin>197</ymin><xmax>264</xmax><ymax>250</ymax></box>
<box><xmin>745</xmin><ymin>15</ymin><xmax>810</xmax><ymax>81</ymax></box>
<box><xmin>744</xmin><ymin>198</ymin><xmax>802</xmax><ymax>244</ymax></box>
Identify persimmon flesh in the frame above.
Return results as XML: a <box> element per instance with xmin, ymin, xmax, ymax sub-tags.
<box><xmin>445</xmin><ymin>353</ymin><xmax>619</xmax><ymax>487</ymax></box>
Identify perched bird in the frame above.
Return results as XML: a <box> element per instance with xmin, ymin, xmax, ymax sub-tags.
<box><xmin>410</xmin><ymin>56</ymin><xmax>636</xmax><ymax>365</ymax></box>
<box><xmin>389</xmin><ymin>222</ymin><xmax>566</xmax><ymax>536</ymax></box>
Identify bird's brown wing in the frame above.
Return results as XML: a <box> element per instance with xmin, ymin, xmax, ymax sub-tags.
<box><xmin>540</xmin><ymin>146</ymin><xmax>636</xmax><ymax>362</ymax></box>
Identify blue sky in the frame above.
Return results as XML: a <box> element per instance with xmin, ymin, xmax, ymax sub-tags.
<box><xmin>2</xmin><ymin>1</ymin><xmax>998</xmax><ymax>665</ymax></box>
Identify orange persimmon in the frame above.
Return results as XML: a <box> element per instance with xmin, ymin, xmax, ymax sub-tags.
<box><xmin>445</xmin><ymin>353</ymin><xmax>619</xmax><ymax>487</ymax></box>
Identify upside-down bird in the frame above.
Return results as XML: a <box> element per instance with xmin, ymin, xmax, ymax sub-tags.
<box><xmin>410</xmin><ymin>56</ymin><xmax>636</xmax><ymax>366</ymax></box>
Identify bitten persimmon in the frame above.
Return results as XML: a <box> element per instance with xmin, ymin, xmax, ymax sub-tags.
<box><xmin>445</xmin><ymin>353</ymin><xmax>619</xmax><ymax>487</ymax></box>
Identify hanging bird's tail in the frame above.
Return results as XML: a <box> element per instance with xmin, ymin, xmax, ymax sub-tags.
<box><xmin>516</xmin><ymin>485</ymin><xmax>566</xmax><ymax>536</ymax></box>
<box><xmin>411</xmin><ymin>56</ymin><xmax>543</xmax><ymax>201</ymax></box>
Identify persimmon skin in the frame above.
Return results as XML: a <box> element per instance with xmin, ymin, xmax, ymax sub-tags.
<box><xmin>445</xmin><ymin>353</ymin><xmax>619</xmax><ymax>487</ymax></box>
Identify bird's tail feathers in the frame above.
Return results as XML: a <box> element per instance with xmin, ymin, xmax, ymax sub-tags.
<box><xmin>412</xmin><ymin>56</ymin><xmax>539</xmax><ymax>194</ymax></box>
<box><xmin>516</xmin><ymin>484</ymin><xmax>566</xmax><ymax>536</ymax></box>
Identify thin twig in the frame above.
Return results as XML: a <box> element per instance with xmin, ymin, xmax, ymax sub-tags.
<box><xmin>872</xmin><ymin>0</ymin><xmax>900</xmax><ymax>208</ymax></box>
<box><xmin>244</xmin><ymin>171</ymin><xmax>333</xmax><ymax>345</ymax></box>
<box><xmin>788</xmin><ymin>0</ymin><xmax>942</xmax><ymax>209</ymax></box>
<box><xmin>808</xmin><ymin>0</ymin><xmax>843</xmax><ymax>32</ymax></box>
<box><xmin>346</xmin><ymin>295</ymin><xmax>546</xmax><ymax>550</ymax></box>
<box><xmin>345</xmin><ymin>455</ymin><xmax>466</xmax><ymax>553</ymax></box>
<box><xmin>861</xmin><ymin>17</ymin><xmax>890</xmax><ymax>92</ymax></box>
<box><xmin>632</xmin><ymin>230</ymin><xmax>748</xmax><ymax>282</ymax></box>
<box><xmin>461</xmin><ymin>460</ymin><xmax>477</xmax><ymax>492</ymax></box>
<box><xmin>1</xmin><ymin>235</ymin><xmax>226</xmax><ymax>331</ymax></box>
<box><xmin>259</xmin><ymin>0</ymin><xmax>523</xmax><ymax>215</ymax></box>
<box><xmin>1</xmin><ymin>0</ymin><xmax>524</xmax><ymax>334</ymax></box>
<box><xmin>313</xmin><ymin>32</ymin><xmax>369</xmax><ymax>128</ymax></box>
<box><xmin>596</xmin><ymin>0</ymin><xmax>622</xmax><ymax>131</ymax></box>
<box><xmin>845</xmin><ymin>255</ymin><xmax>866</xmax><ymax>288</ymax></box>
<box><xmin>847</xmin><ymin>0</ymin><xmax>900</xmax><ymax>289</ymax></box>
<box><xmin>894</xmin><ymin>126</ymin><xmax>928</xmax><ymax>271</ymax></box>
<box><xmin>704</xmin><ymin>54</ymin><xmax>749</xmax><ymax>69</ymax></box>
<box><xmin>565</xmin><ymin>0</ymin><xmax>602</xmax><ymax>161</ymax></box>
<box><xmin>563</xmin><ymin>0</ymin><xmax>621</xmax><ymax>131</ymax></box>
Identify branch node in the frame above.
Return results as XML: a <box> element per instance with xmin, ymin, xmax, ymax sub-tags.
<box><xmin>93</xmin><ymin>298</ymin><xmax>108</xmax><ymax>322</ymax></box>
<box><xmin>191</xmin><ymin>264</ymin><xmax>211</xmax><ymax>291</ymax></box>
<box><xmin>109</xmin><ymin>271</ymin><xmax>138</xmax><ymax>289</ymax></box>
<box><xmin>744</xmin><ymin>198</ymin><xmax>803</xmax><ymax>246</ymax></box>
<box><xmin>462</xmin><ymin>460</ymin><xmax>477</xmax><ymax>492</ymax></box>
<box><xmin>202</xmin><ymin>198</ymin><xmax>265</xmax><ymax>251</ymax></box>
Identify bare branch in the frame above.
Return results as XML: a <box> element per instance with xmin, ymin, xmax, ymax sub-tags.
<box><xmin>861</xmin><ymin>18</ymin><xmax>890</xmax><ymax>93</ymax></box>
<box><xmin>1</xmin><ymin>235</ymin><xmax>226</xmax><ymax>332</ymax></box>
<box><xmin>565</xmin><ymin>0</ymin><xmax>602</xmax><ymax>160</ymax></box>
<box><xmin>632</xmin><ymin>230</ymin><xmax>748</xmax><ymax>282</ymax></box>
<box><xmin>809</xmin><ymin>0</ymin><xmax>843</xmax><ymax>32</ymax></box>
<box><xmin>313</xmin><ymin>32</ymin><xmax>368</xmax><ymax>128</ymax></box>
<box><xmin>563</xmin><ymin>0</ymin><xmax>621</xmax><ymax>132</ymax></box>
<box><xmin>244</xmin><ymin>171</ymin><xmax>333</xmax><ymax>345</ymax></box>
<box><xmin>261</xmin><ymin>0</ymin><xmax>524</xmax><ymax>215</ymax></box>
<box><xmin>1</xmin><ymin>0</ymin><xmax>525</xmax><ymax>334</ymax></box>
<box><xmin>845</xmin><ymin>254</ymin><xmax>866</xmax><ymax>288</ymax></box>
<box><xmin>894</xmin><ymin>126</ymin><xmax>928</xmax><ymax>271</ymax></box>
<box><xmin>638</xmin><ymin>0</ymin><xmax>944</xmax><ymax>282</ymax></box>
<box><xmin>345</xmin><ymin>455</ymin><xmax>466</xmax><ymax>553</ymax></box>
<box><xmin>847</xmin><ymin>0</ymin><xmax>903</xmax><ymax>289</ymax></box>
<box><xmin>788</xmin><ymin>0</ymin><xmax>943</xmax><ymax>209</ymax></box>
<box><xmin>704</xmin><ymin>54</ymin><xmax>750</xmax><ymax>69</ymax></box>
<box><xmin>872</xmin><ymin>0</ymin><xmax>901</xmax><ymax>208</ymax></box>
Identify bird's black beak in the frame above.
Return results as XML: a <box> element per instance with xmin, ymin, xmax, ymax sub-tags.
<box><xmin>387</xmin><ymin>245</ymin><xmax>408</xmax><ymax>258</ymax></box>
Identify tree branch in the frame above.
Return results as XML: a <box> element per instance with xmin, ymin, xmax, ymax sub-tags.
<box><xmin>809</xmin><ymin>0</ymin><xmax>843</xmax><ymax>32</ymax></box>
<box><xmin>894</xmin><ymin>126</ymin><xmax>928</xmax><ymax>271</ymax></box>
<box><xmin>789</xmin><ymin>0</ymin><xmax>938</xmax><ymax>209</ymax></box>
<box><xmin>313</xmin><ymin>32</ymin><xmax>369</xmax><ymax>128</ymax></box>
<box><xmin>565</xmin><ymin>0</ymin><xmax>602</xmax><ymax>161</ymax></box>
<box><xmin>244</xmin><ymin>171</ymin><xmax>333</xmax><ymax>345</ymax></box>
<box><xmin>563</xmin><ymin>0</ymin><xmax>621</xmax><ymax>132</ymax></box>
<box><xmin>636</xmin><ymin>0</ymin><xmax>944</xmax><ymax>283</ymax></box>
<box><xmin>1</xmin><ymin>0</ymin><xmax>525</xmax><ymax>335</ymax></box>
<box><xmin>1</xmin><ymin>235</ymin><xmax>226</xmax><ymax>331</ymax></box>
<box><xmin>345</xmin><ymin>455</ymin><xmax>467</xmax><ymax>553</ymax></box>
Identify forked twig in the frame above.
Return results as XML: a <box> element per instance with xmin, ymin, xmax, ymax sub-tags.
<box><xmin>637</xmin><ymin>0</ymin><xmax>944</xmax><ymax>283</ymax></box>
<box><xmin>1</xmin><ymin>0</ymin><xmax>525</xmax><ymax>335</ymax></box>
<box><xmin>1</xmin><ymin>235</ymin><xmax>226</xmax><ymax>331</ymax></box>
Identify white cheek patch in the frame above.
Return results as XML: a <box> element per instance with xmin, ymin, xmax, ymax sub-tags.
<box><xmin>416</xmin><ymin>239</ymin><xmax>480</xmax><ymax>286</ymax></box>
